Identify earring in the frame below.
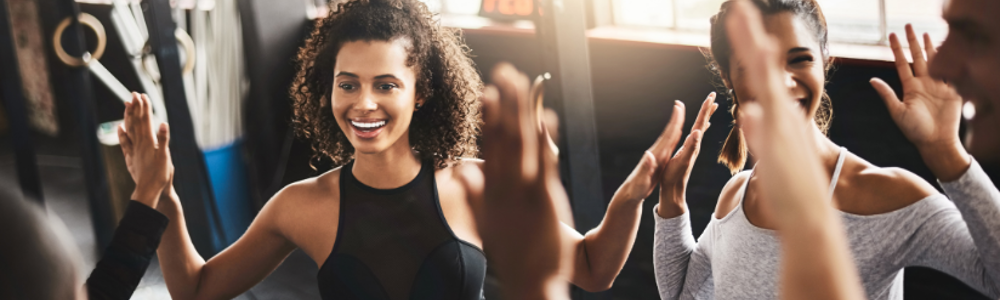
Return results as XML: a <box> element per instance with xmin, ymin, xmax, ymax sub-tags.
<box><xmin>416</xmin><ymin>103</ymin><xmax>423</xmax><ymax>109</ymax></box>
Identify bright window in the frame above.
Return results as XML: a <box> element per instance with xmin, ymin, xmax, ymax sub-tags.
<box><xmin>613</xmin><ymin>0</ymin><xmax>675</xmax><ymax>27</ymax></box>
<box><xmin>611</xmin><ymin>0</ymin><xmax>949</xmax><ymax>46</ymax></box>
<box><xmin>885</xmin><ymin>0</ymin><xmax>948</xmax><ymax>46</ymax></box>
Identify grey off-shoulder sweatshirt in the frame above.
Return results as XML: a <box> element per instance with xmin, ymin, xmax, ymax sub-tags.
<box><xmin>653</xmin><ymin>156</ymin><xmax>1000</xmax><ymax>300</ymax></box>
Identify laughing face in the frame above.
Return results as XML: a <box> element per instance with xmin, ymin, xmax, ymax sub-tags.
<box><xmin>331</xmin><ymin>39</ymin><xmax>424</xmax><ymax>156</ymax></box>
<box><xmin>929</xmin><ymin>0</ymin><xmax>1000</xmax><ymax>164</ymax></box>
<box><xmin>726</xmin><ymin>11</ymin><xmax>828</xmax><ymax>148</ymax></box>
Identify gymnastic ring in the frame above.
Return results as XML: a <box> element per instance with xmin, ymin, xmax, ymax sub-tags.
<box><xmin>175</xmin><ymin>28</ymin><xmax>196</xmax><ymax>75</ymax></box>
<box><xmin>53</xmin><ymin>13</ymin><xmax>106</xmax><ymax>67</ymax></box>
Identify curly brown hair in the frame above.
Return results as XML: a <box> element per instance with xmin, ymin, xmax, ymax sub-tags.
<box><xmin>290</xmin><ymin>0</ymin><xmax>483</xmax><ymax>169</ymax></box>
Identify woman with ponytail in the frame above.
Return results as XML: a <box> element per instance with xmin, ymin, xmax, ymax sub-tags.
<box><xmin>650</xmin><ymin>1</ymin><xmax>1000</xmax><ymax>299</ymax></box>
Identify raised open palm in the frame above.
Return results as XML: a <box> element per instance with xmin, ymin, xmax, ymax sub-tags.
<box><xmin>118</xmin><ymin>92</ymin><xmax>173</xmax><ymax>206</ymax></box>
<box><xmin>871</xmin><ymin>24</ymin><xmax>963</xmax><ymax>149</ymax></box>
<box><xmin>659</xmin><ymin>93</ymin><xmax>717</xmax><ymax>207</ymax></box>
<box><xmin>616</xmin><ymin>92</ymin><xmax>717</xmax><ymax>211</ymax></box>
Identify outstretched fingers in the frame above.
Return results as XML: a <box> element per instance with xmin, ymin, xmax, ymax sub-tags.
<box><xmin>675</xmin><ymin>129</ymin><xmax>705</xmax><ymax>166</ymax></box>
<box><xmin>157</xmin><ymin>123</ymin><xmax>171</xmax><ymax>154</ymax></box>
<box><xmin>490</xmin><ymin>63</ymin><xmax>538</xmax><ymax>182</ymax></box>
<box><xmin>905</xmin><ymin>24</ymin><xmax>929</xmax><ymax>77</ymax></box>
<box><xmin>649</xmin><ymin>101</ymin><xmax>686</xmax><ymax>160</ymax></box>
<box><xmin>725</xmin><ymin>0</ymin><xmax>786</xmax><ymax>109</ymax></box>
<box><xmin>869</xmin><ymin>77</ymin><xmax>904</xmax><ymax>116</ymax></box>
<box><xmin>889</xmin><ymin>33</ymin><xmax>915</xmax><ymax>82</ymax></box>
<box><xmin>692</xmin><ymin>92</ymin><xmax>719</xmax><ymax>133</ymax></box>
<box><xmin>140</xmin><ymin>94</ymin><xmax>158</xmax><ymax>146</ymax></box>
<box><xmin>118</xmin><ymin>123</ymin><xmax>133</xmax><ymax>157</ymax></box>
<box><xmin>923</xmin><ymin>33</ymin><xmax>937</xmax><ymax>64</ymax></box>
<box><xmin>481</xmin><ymin>86</ymin><xmax>504</xmax><ymax>183</ymax></box>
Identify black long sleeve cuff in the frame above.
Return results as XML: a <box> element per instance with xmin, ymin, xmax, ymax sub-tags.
<box><xmin>86</xmin><ymin>201</ymin><xmax>169</xmax><ymax>300</ymax></box>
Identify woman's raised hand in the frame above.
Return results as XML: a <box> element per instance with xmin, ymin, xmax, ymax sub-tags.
<box><xmin>654</xmin><ymin>93</ymin><xmax>718</xmax><ymax>218</ymax></box>
<box><xmin>870</xmin><ymin>25</ymin><xmax>969</xmax><ymax>181</ymax></box>
<box><xmin>615</xmin><ymin>100</ymin><xmax>683</xmax><ymax>206</ymax></box>
<box><xmin>118</xmin><ymin>92</ymin><xmax>174</xmax><ymax>208</ymax></box>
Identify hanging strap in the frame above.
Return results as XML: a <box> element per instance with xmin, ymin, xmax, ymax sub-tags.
<box><xmin>142</xmin><ymin>0</ymin><xmax>227</xmax><ymax>256</ymax></box>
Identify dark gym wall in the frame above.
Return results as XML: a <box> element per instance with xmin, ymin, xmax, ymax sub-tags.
<box><xmin>461</xmin><ymin>29</ymin><xmax>986</xmax><ymax>300</ymax></box>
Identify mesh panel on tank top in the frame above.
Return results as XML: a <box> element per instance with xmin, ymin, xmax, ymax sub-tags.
<box><xmin>317</xmin><ymin>160</ymin><xmax>487</xmax><ymax>300</ymax></box>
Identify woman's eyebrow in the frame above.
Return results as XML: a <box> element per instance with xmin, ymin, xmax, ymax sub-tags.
<box><xmin>335</xmin><ymin>71</ymin><xmax>359</xmax><ymax>78</ymax></box>
<box><xmin>788</xmin><ymin>47</ymin><xmax>812</xmax><ymax>54</ymax></box>
<box><xmin>374</xmin><ymin>74</ymin><xmax>400</xmax><ymax>80</ymax></box>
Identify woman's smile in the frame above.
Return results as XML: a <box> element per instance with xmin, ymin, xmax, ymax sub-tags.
<box><xmin>350</xmin><ymin>118</ymin><xmax>388</xmax><ymax>139</ymax></box>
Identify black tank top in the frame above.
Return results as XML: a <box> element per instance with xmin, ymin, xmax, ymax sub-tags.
<box><xmin>317</xmin><ymin>160</ymin><xmax>487</xmax><ymax>300</ymax></box>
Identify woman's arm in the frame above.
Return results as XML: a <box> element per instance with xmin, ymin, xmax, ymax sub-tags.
<box><xmin>154</xmin><ymin>186</ymin><xmax>298</xmax><ymax>300</ymax></box>
<box><xmin>121</xmin><ymin>94</ymin><xmax>298</xmax><ymax>299</ymax></box>
<box><xmin>561</xmin><ymin>94</ymin><xmax>718</xmax><ymax>292</ymax></box>
<box><xmin>724</xmin><ymin>2</ymin><xmax>865</xmax><ymax>300</ymax></box>
<box><xmin>653</xmin><ymin>209</ymin><xmax>714</xmax><ymax>300</ymax></box>
<box><xmin>873</xmin><ymin>24</ymin><xmax>1000</xmax><ymax>290</ymax></box>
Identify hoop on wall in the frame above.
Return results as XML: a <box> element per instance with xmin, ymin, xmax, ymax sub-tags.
<box><xmin>53</xmin><ymin>13</ymin><xmax>106</xmax><ymax>67</ymax></box>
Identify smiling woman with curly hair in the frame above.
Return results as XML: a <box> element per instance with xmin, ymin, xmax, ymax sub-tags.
<box><xmin>117</xmin><ymin>0</ymin><xmax>663</xmax><ymax>298</ymax></box>
<box><xmin>290</xmin><ymin>0</ymin><xmax>482</xmax><ymax>169</ymax></box>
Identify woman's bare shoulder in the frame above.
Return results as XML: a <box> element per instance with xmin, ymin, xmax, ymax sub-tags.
<box><xmin>275</xmin><ymin>167</ymin><xmax>343</xmax><ymax>204</ymax></box>
<box><xmin>438</xmin><ymin>158</ymin><xmax>484</xmax><ymax>185</ymax></box>
<box><xmin>840</xmin><ymin>157</ymin><xmax>938</xmax><ymax>215</ymax></box>
<box><xmin>262</xmin><ymin>167</ymin><xmax>344</xmax><ymax>223</ymax></box>
<box><xmin>714</xmin><ymin>171</ymin><xmax>752</xmax><ymax>219</ymax></box>
<box><xmin>437</xmin><ymin>158</ymin><xmax>484</xmax><ymax>202</ymax></box>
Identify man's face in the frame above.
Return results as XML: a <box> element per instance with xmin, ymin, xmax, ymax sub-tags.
<box><xmin>929</xmin><ymin>0</ymin><xmax>1000</xmax><ymax>164</ymax></box>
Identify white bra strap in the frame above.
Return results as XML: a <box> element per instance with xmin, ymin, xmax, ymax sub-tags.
<box><xmin>739</xmin><ymin>170</ymin><xmax>753</xmax><ymax>204</ymax></box>
<box><xmin>828</xmin><ymin>147</ymin><xmax>847</xmax><ymax>198</ymax></box>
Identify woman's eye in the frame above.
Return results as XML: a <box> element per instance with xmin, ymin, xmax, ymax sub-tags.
<box><xmin>339</xmin><ymin>83</ymin><xmax>355</xmax><ymax>90</ymax></box>
<box><xmin>790</xmin><ymin>56</ymin><xmax>814</xmax><ymax>64</ymax></box>
<box><xmin>378</xmin><ymin>83</ymin><xmax>398</xmax><ymax>90</ymax></box>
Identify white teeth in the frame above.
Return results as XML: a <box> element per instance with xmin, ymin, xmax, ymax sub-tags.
<box><xmin>351</xmin><ymin>120</ymin><xmax>386</xmax><ymax>129</ymax></box>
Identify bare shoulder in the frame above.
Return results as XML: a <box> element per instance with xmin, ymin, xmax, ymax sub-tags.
<box><xmin>714</xmin><ymin>171</ymin><xmax>752</xmax><ymax>219</ymax></box>
<box><xmin>839</xmin><ymin>157</ymin><xmax>938</xmax><ymax>214</ymax></box>
<box><xmin>437</xmin><ymin>158</ymin><xmax>484</xmax><ymax>204</ymax></box>
<box><xmin>261</xmin><ymin>167</ymin><xmax>343</xmax><ymax>229</ymax></box>
<box><xmin>270</xmin><ymin>167</ymin><xmax>342</xmax><ymax>208</ymax></box>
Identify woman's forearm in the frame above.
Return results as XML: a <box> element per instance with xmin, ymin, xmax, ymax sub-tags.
<box><xmin>155</xmin><ymin>187</ymin><xmax>209</xmax><ymax>299</ymax></box>
<box><xmin>569</xmin><ymin>191</ymin><xmax>645</xmax><ymax>291</ymax></box>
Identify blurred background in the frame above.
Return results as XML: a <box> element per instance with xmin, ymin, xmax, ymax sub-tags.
<box><xmin>0</xmin><ymin>0</ymin><xmax>992</xmax><ymax>299</ymax></box>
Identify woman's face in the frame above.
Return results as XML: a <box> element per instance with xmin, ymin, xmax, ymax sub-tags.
<box><xmin>727</xmin><ymin>12</ymin><xmax>826</xmax><ymax>142</ymax></box>
<box><xmin>331</xmin><ymin>39</ymin><xmax>423</xmax><ymax>155</ymax></box>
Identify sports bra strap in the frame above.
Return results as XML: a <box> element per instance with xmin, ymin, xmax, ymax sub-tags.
<box><xmin>740</xmin><ymin>147</ymin><xmax>848</xmax><ymax>203</ymax></box>
<box><xmin>828</xmin><ymin>147</ymin><xmax>847</xmax><ymax>198</ymax></box>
